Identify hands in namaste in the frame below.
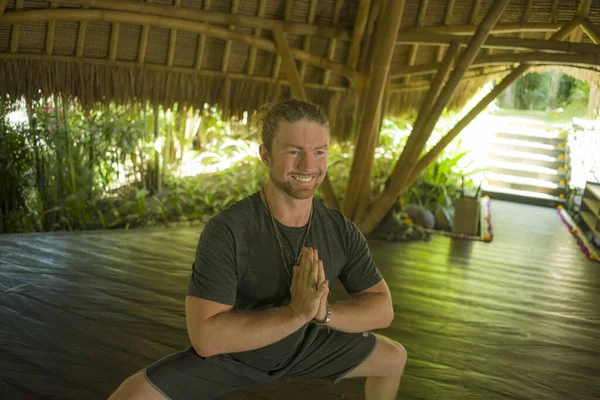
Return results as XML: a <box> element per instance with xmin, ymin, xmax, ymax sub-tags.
<box><xmin>288</xmin><ymin>247</ymin><xmax>329</xmax><ymax>323</ymax></box>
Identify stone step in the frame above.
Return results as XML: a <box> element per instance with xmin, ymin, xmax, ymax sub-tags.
<box><xmin>488</xmin><ymin>148</ymin><xmax>565</xmax><ymax>169</ymax></box>
<box><xmin>482</xmin><ymin>184</ymin><xmax>565</xmax><ymax>208</ymax></box>
<box><xmin>494</xmin><ymin>128</ymin><xmax>565</xmax><ymax>146</ymax></box>
<box><xmin>490</xmin><ymin>137</ymin><xmax>564</xmax><ymax>157</ymax></box>
<box><xmin>485</xmin><ymin>160</ymin><xmax>565</xmax><ymax>182</ymax></box>
<box><xmin>485</xmin><ymin>173</ymin><xmax>566</xmax><ymax>197</ymax></box>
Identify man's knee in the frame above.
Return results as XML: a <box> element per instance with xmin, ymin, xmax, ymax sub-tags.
<box><xmin>390</xmin><ymin>341</ymin><xmax>407</xmax><ymax>375</ymax></box>
<box><xmin>109</xmin><ymin>371</ymin><xmax>166</xmax><ymax>400</ymax></box>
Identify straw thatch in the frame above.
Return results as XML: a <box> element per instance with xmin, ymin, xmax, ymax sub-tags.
<box><xmin>1</xmin><ymin>0</ymin><xmax>600</xmax><ymax>140</ymax></box>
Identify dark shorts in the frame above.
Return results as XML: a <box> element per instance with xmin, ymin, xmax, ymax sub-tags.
<box><xmin>144</xmin><ymin>325</ymin><xmax>377</xmax><ymax>400</ymax></box>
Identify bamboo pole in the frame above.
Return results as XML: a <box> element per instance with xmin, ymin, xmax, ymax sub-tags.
<box><xmin>361</xmin><ymin>17</ymin><xmax>584</xmax><ymax>233</ymax></box>
<box><xmin>46</xmin><ymin>2</ymin><xmax>58</xmax><ymax>55</ymax></box>
<box><xmin>395</xmin><ymin>32</ymin><xmax>600</xmax><ymax>55</ymax></box>
<box><xmin>515</xmin><ymin>0</ymin><xmax>533</xmax><ymax>55</ymax></box>
<box><xmin>76</xmin><ymin>13</ymin><xmax>88</xmax><ymax>57</ymax></box>
<box><xmin>571</xmin><ymin>0</ymin><xmax>591</xmax><ymax>43</ymax></box>
<box><xmin>299</xmin><ymin>0</ymin><xmax>318</xmax><ymax>79</ymax></box>
<box><xmin>405</xmin><ymin>66</ymin><xmax>529</xmax><ymax>187</ymax></box>
<box><xmin>358</xmin><ymin>0</ymin><xmax>381</xmax><ymax>74</ymax></box>
<box><xmin>322</xmin><ymin>0</ymin><xmax>343</xmax><ymax>86</ymax></box>
<box><xmin>195</xmin><ymin>0</ymin><xmax>210</xmax><ymax>70</ymax></box>
<box><xmin>347</xmin><ymin>0</ymin><xmax>371</xmax><ymax>69</ymax></box>
<box><xmin>342</xmin><ymin>0</ymin><xmax>406</xmax><ymax>220</ymax></box>
<box><xmin>273</xmin><ymin>25</ymin><xmax>306</xmax><ymax>101</ymax></box>
<box><xmin>474</xmin><ymin>51</ymin><xmax>600</xmax><ymax>66</ymax></box>
<box><xmin>405</xmin><ymin>0</ymin><xmax>428</xmax><ymax>85</ymax></box>
<box><xmin>398</xmin><ymin>23</ymin><xmax>563</xmax><ymax>36</ymax></box>
<box><xmin>393</xmin><ymin>41</ymin><xmax>461</xmax><ymax>180</ymax></box>
<box><xmin>0</xmin><ymin>52</ymin><xmax>351</xmax><ymax>92</ymax></box>
<box><xmin>0</xmin><ymin>0</ymin><xmax>7</xmax><ymax>17</ymax></box>
<box><xmin>56</xmin><ymin>0</ymin><xmax>352</xmax><ymax>41</ymax></box>
<box><xmin>138</xmin><ymin>24</ymin><xmax>149</xmax><ymax>63</ymax></box>
<box><xmin>437</xmin><ymin>0</ymin><xmax>455</xmax><ymax>61</ymax></box>
<box><xmin>0</xmin><ymin>8</ymin><xmax>359</xmax><ymax>84</ymax></box>
<box><xmin>109</xmin><ymin>22</ymin><xmax>120</xmax><ymax>61</ymax></box>
<box><xmin>545</xmin><ymin>0</ymin><xmax>560</xmax><ymax>40</ymax></box>
<box><xmin>221</xmin><ymin>0</ymin><xmax>238</xmax><ymax>73</ymax></box>
<box><xmin>167</xmin><ymin>0</ymin><xmax>181</xmax><ymax>67</ymax></box>
<box><xmin>581</xmin><ymin>18</ymin><xmax>600</xmax><ymax>44</ymax></box>
<box><xmin>470</xmin><ymin>0</ymin><xmax>481</xmax><ymax>24</ymax></box>
<box><xmin>359</xmin><ymin>0</ymin><xmax>510</xmax><ymax>233</ymax></box>
<box><xmin>390</xmin><ymin>66</ymin><xmax>514</xmax><ymax>92</ymax></box>
<box><xmin>9</xmin><ymin>0</ymin><xmax>24</xmax><ymax>54</ymax></box>
<box><xmin>247</xmin><ymin>0</ymin><xmax>267</xmax><ymax>75</ymax></box>
<box><xmin>272</xmin><ymin>0</ymin><xmax>293</xmax><ymax>80</ymax></box>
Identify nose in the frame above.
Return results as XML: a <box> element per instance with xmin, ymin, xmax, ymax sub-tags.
<box><xmin>297</xmin><ymin>151</ymin><xmax>316</xmax><ymax>172</ymax></box>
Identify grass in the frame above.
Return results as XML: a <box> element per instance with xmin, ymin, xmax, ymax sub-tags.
<box><xmin>490</xmin><ymin>101</ymin><xmax>590</xmax><ymax>124</ymax></box>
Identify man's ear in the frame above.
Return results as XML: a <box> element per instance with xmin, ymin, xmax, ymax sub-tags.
<box><xmin>259</xmin><ymin>144</ymin><xmax>270</xmax><ymax>166</ymax></box>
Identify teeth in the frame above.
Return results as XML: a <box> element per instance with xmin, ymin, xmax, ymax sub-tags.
<box><xmin>293</xmin><ymin>176</ymin><xmax>312</xmax><ymax>182</ymax></box>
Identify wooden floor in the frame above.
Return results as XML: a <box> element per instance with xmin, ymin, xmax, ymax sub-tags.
<box><xmin>1</xmin><ymin>200</ymin><xmax>600</xmax><ymax>400</ymax></box>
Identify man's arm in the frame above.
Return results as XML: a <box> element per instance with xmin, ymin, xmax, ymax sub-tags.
<box><xmin>186</xmin><ymin>248</ymin><xmax>329</xmax><ymax>357</ymax></box>
<box><xmin>185</xmin><ymin>296</ymin><xmax>304</xmax><ymax>357</ymax></box>
<box><xmin>322</xmin><ymin>280</ymin><xmax>394</xmax><ymax>333</ymax></box>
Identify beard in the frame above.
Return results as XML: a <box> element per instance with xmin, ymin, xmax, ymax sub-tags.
<box><xmin>269</xmin><ymin>171</ymin><xmax>323</xmax><ymax>200</ymax></box>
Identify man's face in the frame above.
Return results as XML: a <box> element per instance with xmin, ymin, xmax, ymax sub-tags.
<box><xmin>260</xmin><ymin>119</ymin><xmax>329</xmax><ymax>200</ymax></box>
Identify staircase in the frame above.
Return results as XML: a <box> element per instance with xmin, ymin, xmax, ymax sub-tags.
<box><xmin>482</xmin><ymin>117</ymin><xmax>567</xmax><ymax>207</ymax></box>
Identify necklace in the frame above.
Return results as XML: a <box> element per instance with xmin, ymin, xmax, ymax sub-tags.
<box><xmin>260</xmin><ymin>188</ymin><xmax>313</xmax><ymax>276</ymax></box>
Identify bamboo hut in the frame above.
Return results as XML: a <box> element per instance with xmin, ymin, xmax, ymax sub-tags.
<box><xmin>1</xmin><ymin>0</ymin><xmax>600</xmax><ymax>232</ymax></box>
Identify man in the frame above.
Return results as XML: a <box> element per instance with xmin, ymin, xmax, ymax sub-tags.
<box><xmin>109</xmin><ymin>99</ymin><xmax>407</xmax><ymax>400</ymax></box>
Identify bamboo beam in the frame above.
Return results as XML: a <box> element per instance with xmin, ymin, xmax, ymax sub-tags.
<box><xmin>195</xmin><ymin>0</ymin><xmax>210</xmax><ymax>69</ymax></box>
<box><xmin>273</xmin><ymin>25</ymin><xmax>307</xmax><ymax>101</ymax></box>
<box><xmin>581</xmin><ymin>18</ymin><xmax>600</xmax><ymax>44</ymax></box>
<box><xmin>46</xmin><ymin>2</ymin><xmax>58</xmax><ymax>55</ymax></box>
<box><xmin>56</xmin><ymin>0</ymin><xmax>351</xmax><ymax>41</ymax></box>
<box><xmin>390</xmin><ymin>66</ymin><xmax>514</xmax><ymax>92</ymax></box>
<box><xmin>298</xmin><ymin>0</ymin><xmax>317</xmax><ymax>79</ymax></box>
<box><xmin>323</xmin><ymin>0</ymin><xmax>343</xmax><ymax>85</ymax></box>
<box><xmin>406</xmin><ymin>66</ymin><xmax>530</xmax><ymax>185</ymax></box>
<box><xmin>9</xmin><ymin>0</ymin><xmax>24</xmax><ymax>54</ymax></box>
<box><xmin>221</xmin><ymin>0</ymin><xmax>238</xmax><ymax>72</ymax></box>
<box><xmin>167</xmin><ymin>0</ymin><xmax>181</xmax><ymax>67</ymax></box>
<box><xmin>76</xmin><ymin>12</ymin><xmax>88</xmax><ymax>57</ymax></box>
<box><xmin>358</xmin><ymin>0</ymin><xmax>381</xmax><ymax>73</ymax></box>
<box><xmin>342</xmin><ymin>0</ymin><xmax>406</xmax><ymax>220</ymax></box>
<box><xmin>0</xmin><ymin>52</ymin><xmax>350</xmax><ymax>92</ymax></box>
<box><xmin>394</xmin><ymin>41</ymin><xmax>461</xmax><ymax>178</ymax></box>
<box><xmin>109</xmin><ymin>22</ymin><xmax>120</xmax><ymax>61</ymax></box>
<box><xmin>545</xmin><ymin>0</ymin><xmax>560</xmax><ymax>40</ymax></box>
<box><xmin>247</xmin><ymin>0</ymin><xmax>267</xmax><ymax>76</ymax></box>
<box><xmin>0</xmin><ymin>0</ymin><xmax>7</xmax><ymax>17</ymax></box>
<box><xmin>437</xmin><ymin>0</ymin><xmax>455</xmax><ymax>61</ymax></box>
<box><xmin>516</xmin><ymin>0</ymin><xmax>533</xmax><ymax>52</ymax></box>
<box><xmin>138</xmin><ymin>25</ymin><xmax>149</xmax><ymax>63</ymax></box>
<box><xmin>473</xmin><ymin>51</ymin><xmax>600</xmax><ymax>66</ymax></box>
<box><xmin>272</xmin><ymin>0</ymin><xmax>293</xmax><ymax>79</ymax></box>
<box><xmin>405</xmin><ymin>0</ymin><xmax>429</xmax><ymax>84</ymax></box>
<box><xmin>395</xmin><ymin>32</ymin><xmax>600</xmax><ymax>57</ymax></box>
<box><xmin>359</xmin><ymin>0</ymin><xmax>510</xmax><ymax>233</ymax></box>
<box><xmin>0</xmin><ymin>8</ymin><xmax>360</xmax><ymax>84</ymax></box>
<box><xmin>470</xmin><ymin>0</ymin><xmax>481</xmax><ymax>24</ymax></box>
<box><xmin>346</xmin><ymin>0</ymin><xmax>371</xmax><ymax>69</ymax></box>
<box><xmin>398</xmin><ymin>23</ymin><xmax>563</xmax><ymax>36</ymax></box>
<box><xmin>571</xmin><ymin>0</ymin><xmax>591</xmax><ymax>42</ymax></box>
<box><xmin>361</xmin><ymin>16</ymin><xmax>584</xmax><ymax>233</ymax></box>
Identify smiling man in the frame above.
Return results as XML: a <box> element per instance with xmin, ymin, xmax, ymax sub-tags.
<box><xmin>109</xmin><ymin>99</ymin><xmax>407</xmax><ymax>400</ymax></box>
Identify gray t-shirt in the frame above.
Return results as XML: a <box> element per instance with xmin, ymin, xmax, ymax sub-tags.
<box><xmin>187</xmin><ymin>191</ymin><xmax>382</xmax><ymax>370</ymax></box>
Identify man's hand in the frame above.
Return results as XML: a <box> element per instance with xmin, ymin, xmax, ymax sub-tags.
<box><xmin>312</xmin><ymin>249</ymin><xmax>329</xmax><ymax>322</ymax></box>
<box><xmin>288</xmin><ymin>248</ymin><xmax>329</xmax><ymax>323</ymax></box>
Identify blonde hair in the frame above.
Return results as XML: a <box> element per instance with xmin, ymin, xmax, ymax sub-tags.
<box><xmin>256</xmin><ymin>99</ymin><xmax>329</xmax><ymax>153</ymax></box>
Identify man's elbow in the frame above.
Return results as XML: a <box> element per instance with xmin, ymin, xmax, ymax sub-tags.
<box><xmin>191</xmin><ymin>336</ymin><xmax>217</xmax><ymax>358</ymax></box>
<box><xmin>378</xmin><ymin>299</ymin><xmax>394</xmax><ymax>328</ymax></box>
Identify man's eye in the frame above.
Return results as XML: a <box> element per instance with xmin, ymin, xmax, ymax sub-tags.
<box><xmin>289</xmin><ymin>151</ymin><xmax>300</xmax><ymax>155</ymax></box>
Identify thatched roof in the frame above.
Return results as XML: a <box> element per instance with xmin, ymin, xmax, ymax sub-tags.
<box><xmin>1</xmin><ymin>0</ymin><xmax>600</xmax><ymax>139</ymax></box>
